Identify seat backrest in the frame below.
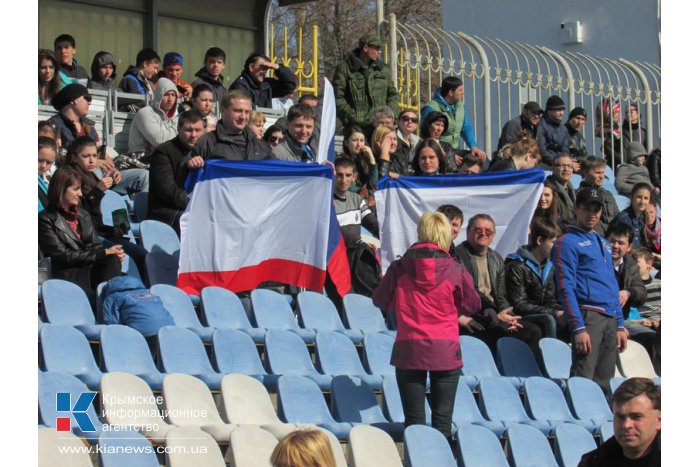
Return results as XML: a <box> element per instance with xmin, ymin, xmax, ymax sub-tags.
<box><xmin>538</xmin><ymin>337</ymin><xmax>572</xmax><ymax>379</ymax></box>
<box><xmin>229</xmin><ymin>426</ymin><xmax>279</xmax><ymax>467</ymax></box>
<box><xmin>140</xmin><ymin>220</ymin><xmax>181</xmax><ymax>256</ymax></box>
<box><xmin>276</xmin><ymin>375</ymin><xmax>334</xmax><ymax>425</ymax></box>
<box><xmin>565</xmin><ymin>377</ymin><xmax>613</xmax><ymax>423</ymax></box>
<box><xmin>201</xmin><ymin>286</ymin><xmax>253</xmax><ymax>329</ymax></box>
<box><xmin>265</xmin><ymin>329</ymin><xmax>317</xmax><ymax>375</ymax></box>
<box><xmin>456</xmin><ymin>424</ymin><xmax>509</xmax><ymax>467</ymax></box>
<box><xmin>363</xmin><ymin>332</ymin><xmax>395</xmax><ymax>377</ymax></box>
<box><xmin>100</xmin><ymin>372</ymin><xmax>168</xmax><ymax>428</ymax></box>
<box><xmin>599</xmin><ymin>421</ymin><xmax>614</xmax><ymax>441</ymax></box>
<box><xmin>150</xmin><ymin>284</ymin><xmax>202</xmax><ymax>328</ymax></box>
<box><xmin>145</xmin><ymin>252</ymin><xmax>179</xmax><ymax>286</ymax></box>
<box><xmin>348</xmin><ymin>425</ymin><xmax>402</xmax><ymax>467</ymax></box>
<box><xmin>404</xmin><ymin>425</ymin><xmax>458</xmax><ymax>467</ymax></box>
<box><xmin>38</xmin><ymin>372</ymin><xmax>103</xmax><ymax>441</ymax></box>
<box><xmin>157</xmin><ymin>326</ymin><xmax>216</xmax><ymax>374</ymax></box>
<box><xmin>162</xmin><ymin>374</ymin><xmax>225</xmax><ymax>426</ymax></box>
<box><xmin>617</xmin><ymin>339</ymin><xmax>658</xmax><ymax>378</ymax></box>
<box><xmin>38</xmin><ymin>428</ymin><xmax>92</xmax><ymax>467</ymax></box>
<box><xmin>342</xmin><ymin>293</ymin><xmax>388</xmax><ymax>333</ymax></box>
<box><xmin>478</xmin><ymin>377</ymin><xmax>531</xmax><ymax>423</ymax></box>
<box><xmin>554</xmin><ymin>423</ymin><xmax>598</xmax><ymax>467</ymax></box>
<box><xmin>331</xmin><ymin>375</ymin><xmax>387</xmax><ymax>424</ymax></box>
<box><xmin>100</xmin><ymin>189</ymin><xmax>130</xmax><ymax>226</ymax></box>
<box><xmin>524</xmin><ymin>376</ymin><xmax>575</xmax><ymax>422</ymax></box>
<box><xmin>452</xmin><ymin>377</ymin><xmax>489</xmax><ymax>425</ymax></box>
<box><xmin>220</xmin><ymin>374</ymin><xmax>283</xmax><ymax>425</ymax></box>
<box><xmin>460</xmin><ymin>335</ymin><xmax>501</xmax><ymax>378</ymax></box>
<box><xmin>41</xmin><ymin>279</ymin><xmax>95</xmax><ymax>325</ymax></box>
<box><xmin>251</xmin><ymin>288</ymin><xmax>301</xmax><ymax>330</ymax></box>
<box><xmin>316</xmin><ymin>331</ymin><xmax>367</xmax><ymax>376</ymax></box>
<box><xmin>211</xmin><ymin>328</ymin><xmax>267</xmax><ymax>375</ymax></box>
<box><xmin>297</xmin><ymin>290</ymin><xmax>344</xmax><ymax>331</ymax></box>
<box><xmin>98</xmin><ymin>430</ymin><xmax>159</xmax><ymax>467</ymax></box>
<box><xmin>165</xmin><ymin>426</ymin><xmax>226</xmax><ymax>467</ymax></box>
<box><xmin>496</xmin><ymin>336</ymin><xmax>543</xmax><ymax>378</ymax></box>
<box><xmin>100</xmin><ymin>325</ymin><xmax>160</xmax><ymax>375</ymax></box>
<box><xmin>381</xmin><ymin>375</ymin><xmax>430</xmax><ymax>424</ymax></box>
<box><xmin>506</xmin><ymin>424</ymin><xmax>558</xmax><ymax>467</ymax></box>
<box><xmin>40</xmin><ymin>324</ymin><xmax>101</xmax><ymax>375</ymax></box>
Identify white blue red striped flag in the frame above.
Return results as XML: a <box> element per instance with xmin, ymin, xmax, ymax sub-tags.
<box><xmin>316</xmin><ymin>78</ymin><xmax>336</xmax><ymax>164</ymax></box>
<box><xmin>374</xmin><ymin>169</ymin><xmax>545</xmax><ymax>273</ymax></box>
<box><xmin>177</xmin><ymin>160</ymin><xmax>351</xmax><ymax>295</ymax></box>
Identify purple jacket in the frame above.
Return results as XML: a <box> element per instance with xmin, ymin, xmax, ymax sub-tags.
<box><xmin>372</xmin><ymin>243</ymin><xmax>481</xmax><ymax>371</ymax></box>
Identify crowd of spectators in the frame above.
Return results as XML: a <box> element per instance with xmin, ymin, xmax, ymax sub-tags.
<box><xmin>38</xmin><ymin>32</ymin><xmax>661</xmax><ymax>400</ymax></box>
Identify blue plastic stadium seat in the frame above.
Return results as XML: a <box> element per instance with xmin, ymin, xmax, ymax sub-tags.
<box><xmin>316</xmin><ymin>331</ymin><xmax>383</xmax><ymax>390</ymax></box>
<box><xmin>342</xmin><ymin>293</ymin><xmax>396</xmax><ymax>337</ymax></box>
<box><xmin>331</xmin><ymin>375</ymin><xmax>404</xmax><ymax>440</ymax></box>
<box><xmin>538</xmin><ymin>337</ymin><xmax>572</xmax><ymax>380</ymax></box>
<box><xmin>140</xmin><ymin>220</ymin><xmax>181</xmax><ymax>256</ymax></box>
<box><xmin>570</xmin><ymin>173</ymin><xmax>582</xmax><ymax>190</ymax></box>
<box><xmin>460</xmin><ymin>336</ymin><xmax>524</xmax><ymax>390</ymax></box>
<box><xmin>251</xmin><ymin>289</ymin><xmax>315</xmax><ymax>343</ymax></box>
<box><xmin>404</xmin><ymin>425</ymin><xmax>457</xmax><ymax>467</ymax></box>
<box><xmin>211</xmin><ymin>328</ymin><xmax>277</xmax><ymax>389</ymax></box>
<box><xmin>39</xmin><ymin>371</ymin><xmax>104</xmax><ymax>443</ymax></box>
<box><xmin>151</xmin><ymin>284</ymin><xmax>214</xmax><ymax>342</ymax></box>
<box><xmin>496</xmin><ymin>336</ymin><xmax>544</xmax><ymax>379</ymax></box>
<box><xmin>40</xmin><ymin>324</ymin><xmax>104</xmax><ymax>389</ymax></box>
<box><xmin>456</xmin><ymin>424</ymin><xmax>509</xmax><ymax>467</ymax></box>
<box><xmin>264</xmin><ymin>329</ymin><xmax>332</xmax><ymax>390</ymax></box>
<box><xmin>506</xmin><ymin>423</ymin><xmax>558</xmax><ymax>467</ymax></box>
<box><xmin>565</xmin><ymin>377</ymin><xmax>613</xmax><ymax>430</ymax></box>
<box><xmin>100</xmin><ymin>325</ymin><xmax>164</xmax><ymax>390</ymax></box>
<box><xmin>554</xmin><ymin>423</ymin><xmax>598</xmax><ymax>467</ymax></box>
<box><xmin>201</xmin><ymin>286</ymin><xmax>266</xmax><ymax>343</ymax></box>
<box><xmin>277</xmin><ymin>375</ymin><xmax>353</xmax><ymax>440</ymax></box>
<box><xmin>599</xmin><ymin>421</ymin><xmax>614</xmax><ymax>442</ymax></box>
<box><xmin>98</xmin><ymin>430</ymin><xmax>159</xmax><ymax>467</ymax></box>
<box><xmin>297</xmin><ymin>291</ymin><xmax>364</xmax><ymax>344</ymax></box>
<box><xmin>524</xmin><ymin>377</ymin><xmax>597</xmax><ymax>433</ymax></box>
<box><xmin>478</xmin><ymin>377</ymin><xmax>554</xmax><ymax>435</ymax></box>
<box><xmin>41</xmin><ymin>279</ymin><xmax>105</xmax><ymax>340</ymax></box>
<box><xmin>101</xmin><ymin>189</ymin><xmax>139</xmax><ymax>239</ymax></box>
<box><xmin>157</xmin><ymin>326</ymin><xmax>223</xmax><ymax>390</ymax></box>
<box><xmin>362</xmin><ymin>332</ymin><xmax>396</xmax><ymax>378</ymax></box>
<box><xmin>131</xmin><ymin>191</ymin><xmax>149</xmax><ymax>223</ymax></box>
<box><xmin>144</xmin><ymin>252</ymin><xmax>179</xmax><ymax>287</ymax></box>
<box><xmin>452</xmin><ymin>377</ymin><xmax>507</xmax><ymax>437</ymax></box>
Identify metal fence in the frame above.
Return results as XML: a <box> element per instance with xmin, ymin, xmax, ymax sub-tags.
<box><xmin>268</xmin><ymin>23</ymin><xmax>319</xmax><ymax>97</ymax></box>
<box><xmin>384</xmin><ymin>14</ymin><xmax>661</xmax><ymax>165</ymax></box>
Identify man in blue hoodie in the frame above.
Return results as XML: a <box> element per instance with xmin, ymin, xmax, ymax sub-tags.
<box><xmin>551</xmin><ymin>186</ymin><xmax>627</xmax><ymax>396</ymax></box>
<box><xmin>421</xmin><ymin>76</ymin><xmax>487</xmax><ymax>162</ymax></box>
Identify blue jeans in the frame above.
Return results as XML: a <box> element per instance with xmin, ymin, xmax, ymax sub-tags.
<box><xmin>113</xmin><ymin>168</ymin><xmax>149</xmax><ymax>195</ymax></box>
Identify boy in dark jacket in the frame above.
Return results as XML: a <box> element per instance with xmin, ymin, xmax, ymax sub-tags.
<box><xmin>191</xmin><ymin>47</ymin><xmax>228</xmax><ymax>103</ymax></box>
<box><xmin>505</xmin><ymin>217</ymin><xmax>565</xmax><ymax>339</ymax></box>
<box><xmin>119</xmin><ymin>48</ymin><xmax>161</xmax><ymax>98</ymax></box>
<box><xmin>88</xmin><ymin>51</ymin><xmax>117</xmax><ymax>91</ymax></box>
<box><xmin>536</xmin><ymin>95</ymin><xmax>571</xmax><ymax>167</ymax></box>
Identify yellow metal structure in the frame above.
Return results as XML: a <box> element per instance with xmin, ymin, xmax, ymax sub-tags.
<box><xmin>268</xmin><ymin>23</ymin><xmax>319</xmax><ymax>96</ymax></box>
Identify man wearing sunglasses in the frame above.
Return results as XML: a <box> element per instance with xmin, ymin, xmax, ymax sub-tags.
<box><xmin>453</xmin><ymin>213</ymin><xmax>543</xmax><ymax>354</ymax></box>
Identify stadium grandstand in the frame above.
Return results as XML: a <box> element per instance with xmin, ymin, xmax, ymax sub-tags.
<box><xmin>37</xmin><ymin>0</ymin><xmax>662</xmax><ymax>465</ymax></box>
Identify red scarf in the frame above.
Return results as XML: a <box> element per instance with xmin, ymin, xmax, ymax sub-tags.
<box><xmin>59</xmin><ymin>206</ymin><xmax>81</xmax><ymax>240</ymax></box>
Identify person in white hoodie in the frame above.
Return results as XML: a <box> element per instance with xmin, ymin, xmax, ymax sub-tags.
<box><xmin>128</xmin><ymin>78</ymin><xmax>179</xmax><ymax>155</ymax></box>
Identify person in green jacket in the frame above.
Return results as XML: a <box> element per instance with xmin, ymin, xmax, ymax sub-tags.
<box><xmin>333</xmin><ymin>34</ymin><xmax>400</xmax><ymax>134</ymax></box>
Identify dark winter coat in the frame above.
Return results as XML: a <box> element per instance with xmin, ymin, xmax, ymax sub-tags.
<box><xmin>229</xmin><ymin>65</ymin><xmax>297</xmax><ymax>109</ymax></box>
<box><xmin>453</xmin><ymin>243</ymin><xmax>510</xmax><ymax>313</ymax></box>
<box><xmin>148</xmin><ymin>136</ymin><xmax>192</xmax><ymax>226</ymax></box>
<box><xmin>536</xmin><ymin>114</ymin><xmax>571</xmax><ymax>165</ymax></box>
<box><xmin>505</xmin><ymin>246</ymin><xmax>562</xmax><ymax>317</ymax></box>
<box><xmin>194</xmin><ymin>122</ymin><xmax>273</xmax><ymax>161</ymax></box>
<box><xmin>191</xmin><ymin>68</ymin><xmax>228</xmax><ymax>103</ymax></box>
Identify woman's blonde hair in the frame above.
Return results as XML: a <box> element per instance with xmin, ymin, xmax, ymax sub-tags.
<box><xmin>371</xmin><ymin>125</ymin><xmax>395</xmax><ymax>153</ymax></box>
<box><xmin>249</xmin><ymin>110</ymin><xmax>266</xmax><ymax>126</ymax></box>
<box><xmin>417</xmin><ymin>211</ymin><xmax>452</xmax><ymax>251</ymax></box>
<box><xmin>270</xmin><ymin>429</ymin><xmax>337</xmax><ymax>467</ymax></box>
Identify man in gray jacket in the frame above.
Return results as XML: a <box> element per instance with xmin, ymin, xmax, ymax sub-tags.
<box><xmin>615</xmin><ymin>142</ymin><xmax>652</xmax><ymax>197</ymax></box>
<box><xmin>273</xmin><ymin>104</ymin><xmax>317</xmax><ymax>162</ymax></box>
<box><xmin>129</xmin><ymin>78</ymin><xmax>179</xmax><ymax>155</ymax></box>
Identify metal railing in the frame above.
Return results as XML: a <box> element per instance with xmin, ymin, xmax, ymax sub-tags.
<box><xmin>268</xmin><ymin>23</ymin><xmax>319</xmax><ymax>97</ymax></box>
<box><xmin>384</xmin><ymin>14</ymin><xmax>661</xmax><ymax>165</ymax></box>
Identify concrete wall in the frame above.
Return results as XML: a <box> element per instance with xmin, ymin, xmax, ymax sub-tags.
<box><xmin>442</xmin><ymin>0</ymin><xmax>660</xmax><ymax>64</ymax></box>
